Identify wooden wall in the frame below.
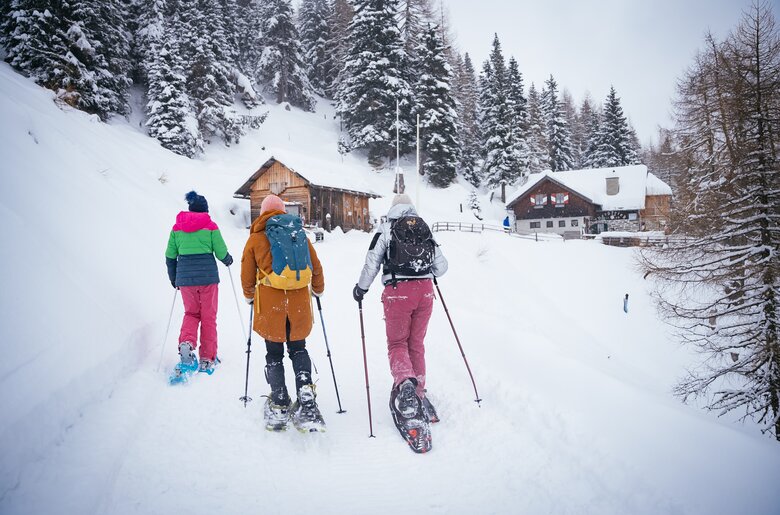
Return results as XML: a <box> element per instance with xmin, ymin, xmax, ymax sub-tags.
<box><xmin>640</xmin><ymin>195</ymin><xmax>670</xmax><ymax>231</ymax></box>
<box><xmin>510</xmin><ymin>179</ymin><xmax>597</xmax><ymax>220</ymax></box>
<box><xmin>310</xmin><ymin>186</ymin><xmax>372</xmax><ymax>232</ymax></box>
<box><xmin>247</xmin><ymin>161</ymin><xmax>373</xmax><ymax>231</ymax></box>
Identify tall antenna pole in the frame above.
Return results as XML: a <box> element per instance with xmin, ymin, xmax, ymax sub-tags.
<box><xmin>394</xmin><ymin>99</ymin><xmax>404</xmax><ymax>194</ymax></box>
<box><xmin>416</xmin><ymin>114</ymin><xmax>420</xmax><ymax>210</ymax></box>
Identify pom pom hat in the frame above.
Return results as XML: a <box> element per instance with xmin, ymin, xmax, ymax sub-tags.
<box><xmin>185</xmin><ymin>191</ymin><xmax>209</xmax><ymax>213</ymax></box>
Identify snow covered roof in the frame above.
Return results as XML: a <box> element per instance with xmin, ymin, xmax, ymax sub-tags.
<box><xmin>234</xmin><ymin>153</ymin><xmax>382</xmax><ymax>199</ymax></box>
<box><xmin>506</xmin><ymin>165</ymin><xmax>670</xmax><ymax>211</ymax></box>
<box><xmin>646</xmin><ymin>172</ymin><xmax>673</xmax><ymax>196</ymax></box>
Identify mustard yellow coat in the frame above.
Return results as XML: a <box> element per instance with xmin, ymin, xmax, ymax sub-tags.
<box><xmin>241</xmin><ymin>210</ymin><xmax>325</xmax><ymax>342</ymax></box>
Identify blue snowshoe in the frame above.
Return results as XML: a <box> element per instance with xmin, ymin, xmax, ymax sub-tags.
<box><xmin>169</xmin><ymin>342</ymin><xmax>198</xmax><ymax>385</ymax></box>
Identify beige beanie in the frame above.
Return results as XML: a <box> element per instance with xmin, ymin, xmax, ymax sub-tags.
<box><xmin>391</xmin><ymin>193</ymin><xmax>413</xmax><ymax>207</ymax></box>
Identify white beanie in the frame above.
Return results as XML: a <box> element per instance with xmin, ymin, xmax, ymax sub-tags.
<box><xmin>391</xmin><ymin>193</ymin><xmax>413</xmax><ymax>207</ymax></box>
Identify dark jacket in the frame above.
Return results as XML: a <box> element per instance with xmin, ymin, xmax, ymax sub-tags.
<box><xmin>166</xmin><ymin>211</ymin><xmax>231</xmax><ymax>287</ymax></box>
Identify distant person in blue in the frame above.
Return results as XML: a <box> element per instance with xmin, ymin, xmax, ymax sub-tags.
<box><xmin>503</xmin><ymin>215</ymin><xmax>511</xmax><ymax>233</ymax></box>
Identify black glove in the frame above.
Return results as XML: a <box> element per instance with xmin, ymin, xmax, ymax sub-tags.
<box><xmin>222</xmin><ymin>253</ymin><xmax>233</xmax><ymax>266</ymax></box>
<box><xmin>171</xmin><ymin>280</ymin><xmax>177</xmax><ymax>289</ymax></box>
<box><xmin>352</xmin><ymin>284</ymin><xmax>367</xmax><ymax>302</ymax></box>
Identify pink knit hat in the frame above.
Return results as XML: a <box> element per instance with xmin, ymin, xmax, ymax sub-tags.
<box><xmin>260</xmin><ymin>194</ymin><xmax>286</xmax><ymax>214</ymax></box>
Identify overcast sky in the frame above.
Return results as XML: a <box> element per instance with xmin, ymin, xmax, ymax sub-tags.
<box><xmin>442</xmin><ymin>0</ymin><xmax>776</xmax><ymax>145</ymax></box>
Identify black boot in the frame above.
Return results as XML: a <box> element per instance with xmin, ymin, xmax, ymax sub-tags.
<box><xmin>264</xmin><ymin>361</ymin><xmax>290</xmax><ymax>406</ymax></box>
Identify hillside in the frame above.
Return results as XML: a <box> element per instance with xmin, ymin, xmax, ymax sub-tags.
<box><xmin>1</xmin><ymin>63</ymin><xmax>779</xmax><ymax>515</ymax></box>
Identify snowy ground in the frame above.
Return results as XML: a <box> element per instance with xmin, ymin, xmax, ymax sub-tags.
<box><xmin>1</xmin><ymin>63</ymin><xmax>779</xmax><ymax>515</ymax></box>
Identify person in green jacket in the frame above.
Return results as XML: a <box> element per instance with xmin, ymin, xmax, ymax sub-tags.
<box><xmin>166</xmin><ymin>191</ymin><xmax>232</xmax><ymax>375</ymax></box>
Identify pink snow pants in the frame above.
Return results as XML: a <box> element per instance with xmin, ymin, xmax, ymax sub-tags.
<box><xmin>382</xmin><ymin>279</ymin><xmax>435</xmax><ymax>398</ymax></box>
<box><xmin>178</xmin><ymin>284</ymin><xmax>219</xmax><ymax>361</ymax></box>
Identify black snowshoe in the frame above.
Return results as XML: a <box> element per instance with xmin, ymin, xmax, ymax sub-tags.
<box><xmin>263</xmin><ymin>397</ymin><xmax>291</xmax><ymax>432</ymax></box>
<box><xmin>421</xmin><ymin>393</ymin><xmax>439</xmax><ymax>424</ymax></box>
<box><xmin>390</xmin><ymin>379</ymin><xmax>432</xmax><ymax>453</ymax></box>
<box><xmin>290</xmin><ymin>384</ymin><xmax>326</xmax><ymax>433</ymax></box>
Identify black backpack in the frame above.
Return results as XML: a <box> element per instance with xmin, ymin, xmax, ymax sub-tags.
<box><xmin>384</xmin><ymin>215</ymin><xmax>435</xmax><ymax>283</ymax></box>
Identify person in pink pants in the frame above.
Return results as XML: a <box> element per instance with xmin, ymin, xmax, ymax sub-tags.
<box><xmin>166</xmin><ymin>191</ymin><xmax>233</xmax><ymax>374</ymax></box>
<box><xmin>383</xmin><ymin>280</ymin><xmax>435</xmax><ymax>396</ymax></box>
<box><xmin>178</xmin><ymin>284</ymin><xmax>219</xmax><ymax>363</ymax></box>
<box><xmin>353</xmin><ymin>194</ymin><xmax>448</xmax><ymax>422</ymax></box>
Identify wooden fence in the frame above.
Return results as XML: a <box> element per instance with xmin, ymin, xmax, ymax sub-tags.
<box><xmin>431</xmin><ymin>222</ymin><xmax>562</xmax><ymax>242</ymax></box>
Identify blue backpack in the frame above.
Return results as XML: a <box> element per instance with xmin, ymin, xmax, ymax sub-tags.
<box><xmin>258</xmin><ymin>214</ymin><xmax>313</xmax><ymax>290</ymax></box>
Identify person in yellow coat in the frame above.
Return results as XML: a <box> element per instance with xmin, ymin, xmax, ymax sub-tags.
<box><xmin>241</xmin><ymin>195</ymin><xmax>325</xmax><ymax>431</ymax></box>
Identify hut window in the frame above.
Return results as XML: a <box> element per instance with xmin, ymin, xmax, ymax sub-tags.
<box><xmin>530</xmin><ymin>221</ymin><xmax>541</xmax><ymax>229</ymax></box>
<box><xmin>571</xmin><ymin>219</ymin><xmax>579</xmax><ymax>227</ymax></box>
<box><xmin>546</xmin><ymin>221</ymin><xmax>554</xmax><ymax>228</ymax></box>
<box><xmin>558</xmin><ymin>220</ymin><xmax>565</xmax><ymax>227</ymax></box>
<box><xmin>532</xmin><ymin>194</ymin><xmax>546</xmax><ymax>208</ymax></box>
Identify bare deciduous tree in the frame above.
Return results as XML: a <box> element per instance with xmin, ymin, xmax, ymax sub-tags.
<box><xmin>640</xmin><ymin>1</ymin><xmax>780</xmax><ymax>441</ymax></box>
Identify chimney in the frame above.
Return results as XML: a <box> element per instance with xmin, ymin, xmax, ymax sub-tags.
<box><xmin>606</xmin><ymin>175</ymin><xmax>620</xmax><ymax>196</ymax></box>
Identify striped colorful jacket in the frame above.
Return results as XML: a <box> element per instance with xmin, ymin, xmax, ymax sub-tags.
<box><xmin>166</xmin><ymin>211</ymin><xmax>230</xmax><ymax>287</ymax></box>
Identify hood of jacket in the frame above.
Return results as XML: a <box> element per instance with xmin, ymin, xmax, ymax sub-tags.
<box><xmin>173</xmin><ymin>211</ymin><xmax>218</xmax><ymax>233</ymax></box>
<box><xmin>250</xmin><ymin>209</ymin><xmax>286</xmax><ymax>233</ymax></box>
<box><xmin>387</xmin><ymin>203</ymin><xmax>417</xmax><ymax>220</ymax></box>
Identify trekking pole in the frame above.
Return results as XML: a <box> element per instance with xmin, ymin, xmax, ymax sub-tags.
<box><xmin>358</xmin><ymin>299</ymin><xmax>375</xmax><ymax>437</ymax></box>
<box><xmin>227</xmin><ymin>267</ymin><xmax>247</xmax><ymax>341</ymax></box>
<box><xmin>239</xmin><ymin>303</ymin><xmax>254</xmax><ymax>407</ymax></box>
<box><xmin>156</xmin><ymin>289</ymin><xmax>178</xmax><ymax>373</ymax></box>
<box><xmin>433</xmin><ymin>278</ymin><xmax>482</xmax><ymax>406</ymax></box>
<box><xmin>316</xmin><ymin>296</ymin><xmax>346</xmax><ymax>413</ymax></box>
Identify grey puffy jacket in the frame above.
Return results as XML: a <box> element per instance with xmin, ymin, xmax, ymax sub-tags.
<box><xmin>357</xmin><ymin>203</ymin><xmax>448</xmax><ymax>291</ymax></box>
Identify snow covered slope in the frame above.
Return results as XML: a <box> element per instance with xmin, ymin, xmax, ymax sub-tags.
<box><xmin>1</xmin><ymin>63</ymin><xmax>779</xmax><ymax>515</ymax></box>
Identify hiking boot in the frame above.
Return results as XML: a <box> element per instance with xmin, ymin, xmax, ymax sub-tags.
<box><xmin>393</xmin><ymin>379</ymin><xmax>422</xmax><ymax>419</ymax></box>
<box><xmin>264</xmin><ymin>397</ymin><xmax>291</xmax><ymax>431</ymax></box>
<box><xmin>198</xmin><ymin>357</ymin><xmax>220</xmax><ymax>375</ymax></box>
<box><xmin>178</xmin><ymin>342</ymin><xmax>198</xmax><ymax>371</ymax></box>
<box><xmin>291</xmin><ymin>384</ymin><xmax>326</xmax><ymax>432</ymax></box>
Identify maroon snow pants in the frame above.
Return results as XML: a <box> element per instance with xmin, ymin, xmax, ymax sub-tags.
<box><xmin>381</xmin><ymin>279</ymin><xmax>435</xmax><ymax>398</ymax></box>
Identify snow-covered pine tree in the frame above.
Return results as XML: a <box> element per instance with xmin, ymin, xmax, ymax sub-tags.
<box><xmin>561</xmin><ymin>88</ymin><xmax>580</xmax><ymax>167</ymax></box>
<box><xmin>177</xmin><ymin>0</ymin><xmax>243</xmax><ymax>144</ymax></box>
<box><xmin>298</xmin><ymin>0</ymin><xmax>331</xmax><ymax>95</ymax></box>
<box><xmin>3</xmin><ymin>0</ymin><xmax>132</xmax><ymax>119</ymax></box>
<box><xmin>257</xmin><ymin>0</ymin><xmax>316</xmax><ymax>110</ymax></box>
<box><xmin>336</xmin><ymin>0</ymin><xmax>413</xmax><ymax>166</ymax></box>
<box><xmin>590</xmin><ymin>86</ymin><xmax>638</xmax><ymax>167</ymax></box>
<box><xmin>145</xmin><ymin>22</ymin><xmax>202</xmax><ymax>157</ymax></box>
<box><xmin>2</xmin><ymin>0</ymin><xmax>73</xmax><ymax>97</ymax></box>
<box><xmin>414</xmin><ymin>24</ymin><xmax>459</xmax><ymax>187</ymax></box>
<box><xmin>639</xmin><ymin>3</ymin><xmax>780</xmax><ymax>441</ymax></box>
<box><xmin>64</xmin><ymin>0</ymin><xmax>132</xmax><ymax>118</ymax></box>
<box><xmin>453</xmin><ymin>52</ymin><xmax>481</xmax><ymax>186</ymax></box>
<box><xmin>218</xmin><ymin>0</ymin><xmax>241</xmax><ymax>66</ymax></box>
<box><xmin>321</xmin><ymin>0</ymin><xmax>354</xmax><ymax>98</ymax></box>
<box><xmin>478</xmin><ymin>34</ymin><xmax>516</xmax><ymax>201</ymax></box>
<box><xmin>505</xmin><ymin>56</ymin><xmax>530</xmax><ymax>181</ymax></box>
<box><xmin>399</xmin><ymin>0</ymin><xmax>434</xmax><ymax>79</ymax></box>
<box><xmin>540</xmin><ymin>75</ymin><xmax>574</xmax><ymax>172</ymax></box>
<box><xmin>526</xmin><ymin>82</ymin><xmax>549</xmax><ymax>173</ymax></box>
<box><xmin>132</xmin><ymin>0</ymin><xmax>167</xmax><ymax>85</ymax></box>
<box><xmin>576</xmin><ymin>93</ymin><xmax>600</xmax><ymax>168</ymax></box>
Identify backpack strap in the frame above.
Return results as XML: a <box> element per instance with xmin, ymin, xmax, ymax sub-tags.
<box><xmin>387</xmin><ymin>219</ymin><xmax>398</xmax><ymax>289</ymax></box>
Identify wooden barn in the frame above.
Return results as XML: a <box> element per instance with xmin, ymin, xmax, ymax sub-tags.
<box><xmin>234</xmin><ymin>157</ymin><xmax>381</xmax><ymax>232</ymax></box>
<box><xmin>506</xmin><ymin>165</ymin><xmax>672</xmax><ymax>238</ymax></box>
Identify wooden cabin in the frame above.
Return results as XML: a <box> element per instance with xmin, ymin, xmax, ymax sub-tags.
<box><xmin>234</xmin><ymin>157</ymin><xmax>380</xmax><ymax>232</ymax></box>
<box><xmin>506</xmin><ymin>165</ymin><xmax>672</xmax><ymax>237</ymax></box>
